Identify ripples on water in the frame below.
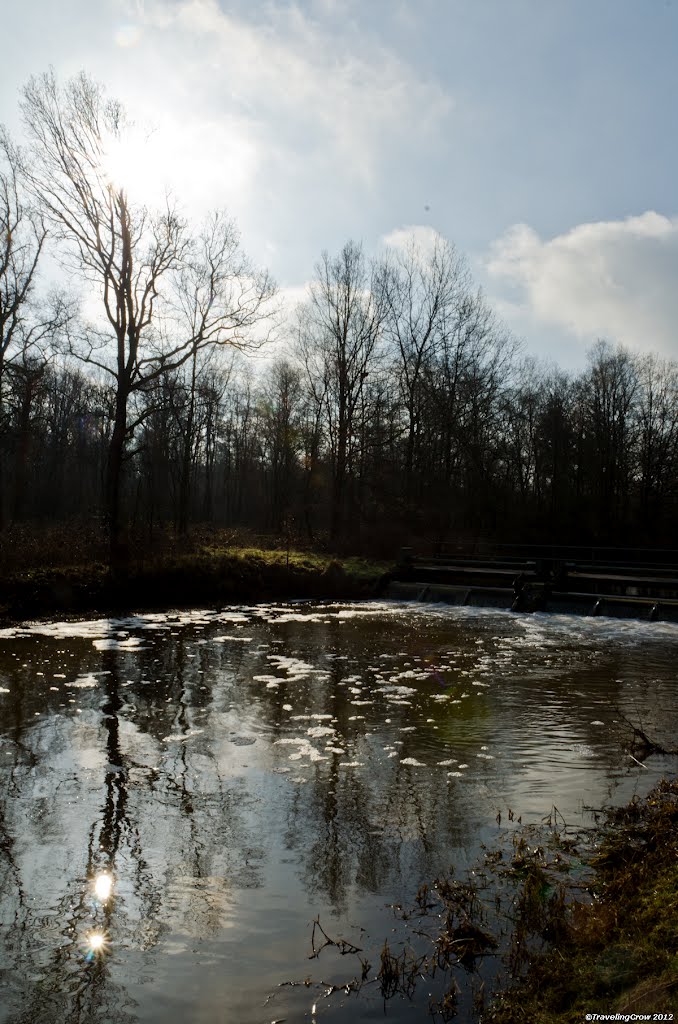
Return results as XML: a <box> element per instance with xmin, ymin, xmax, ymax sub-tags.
<box><xmin>0</xmin><ymin>601</ymin><xmax>677</xmax><ymax>1022</ymax></box>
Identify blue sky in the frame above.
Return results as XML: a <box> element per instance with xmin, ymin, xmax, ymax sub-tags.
<box><xmin>2</xmin><ymin>0</ymin><xmax>677</xmax><ymax>368</ymax></box>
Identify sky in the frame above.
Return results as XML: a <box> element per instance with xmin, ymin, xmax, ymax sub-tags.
<box><xmin>2</xmin><ymin>0</ymin><xmax>678</xmax><ymax>370</ymax></box>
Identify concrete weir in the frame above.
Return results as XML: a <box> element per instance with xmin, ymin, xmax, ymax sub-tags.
<box><xmin>385</xmin><ymin>546</ymin><xmax>678</xmax><ymax>623</ymax></box>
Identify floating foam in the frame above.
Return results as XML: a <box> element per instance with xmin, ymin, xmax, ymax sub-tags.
<box><xmin>162</xmin><ymin>729</ymin><xmax>204</xmax><ymax>743</ymax></box>
<box><xmin>71</xmin><ymin>675</ymin><xmax>99</xmax><ymax>689</ymax></box>
<box><xmin>93</xmin><ymin>637</ymin><xmax>146</xmax><ymax>651</ymax></box>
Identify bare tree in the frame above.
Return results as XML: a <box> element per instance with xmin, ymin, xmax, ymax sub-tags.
<box><xmin>19</xmin><ymin>70</ymin><xmax>276</xmax><ymax>565</ymax></box>
<box><xmin>0</xmin><ymin>128</ymin><xmax>71</xmax><ymax>527</ymax></box>
<box><xmin>297</xmin><ymin>241</ymin><xmax>387</xmax><ymax>543</ymax></box>
<box><xmin>257</xmin><ymin>359</ymin><xmax>303</xmax><ymax>532</ymax></box>
<box><xmin>634</xmin><ymin>352</ymin><xmax>678</xmax><ymax>532</ymax></box>
<box><xmin>381</xmin><ymin>234</ymin><xmax>469</xmax><ymax>499</ymax></box>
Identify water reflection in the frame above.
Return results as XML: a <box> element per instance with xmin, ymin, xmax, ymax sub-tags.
<box><xmin>93</xmin><ymin>874</ymin><xmax>113</xmax><ymax>903</ymax></box>
<box><xmin>0</xmin><ymin>603</ymin><xmax>676</xmax><ymax>1022</ymax></box>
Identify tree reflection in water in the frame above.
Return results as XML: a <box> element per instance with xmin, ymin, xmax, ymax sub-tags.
<box><xmin>0</xmin><ymin>636</ymin><xmax>263</xmax><ymax>1024</ymax></box>
<box><xmin>0</xmin><ymin>604</ymin><xmax>676</xmax><ymax>1023</ymax></box>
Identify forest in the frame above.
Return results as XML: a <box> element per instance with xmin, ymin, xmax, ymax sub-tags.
<box><xmin>2</xmin><ymin>71</ymin><xmax>677</xmax><ymax>563</ymax></box>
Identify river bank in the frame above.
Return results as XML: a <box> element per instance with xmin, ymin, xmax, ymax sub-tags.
<box><xmin>0</xmin><ymin>543</ymin><xmax>388</xmax><ymax>623</ymax></box>
<box><xmin>317</xmin><ymin>777</ymin><xmax>678</xmax><ymax>1021</ymax></box>
<box><xmin>483</xmin><ymin>778</ymin><xmax>678</xmax><ymax>1019</ymax></box>
<box><xmin>483</xmin><ymin>777</ymin><xmax>678</xmax><ymax>1022</ymax></box>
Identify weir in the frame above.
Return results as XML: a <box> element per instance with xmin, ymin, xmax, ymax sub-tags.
<box><xmin>385</xmin><ymin>545</ymin><xmax>678</xmax><ymax>622</ymax></box>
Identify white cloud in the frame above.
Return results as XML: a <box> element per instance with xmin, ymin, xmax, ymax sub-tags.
<box><xmin>2</xmin><ymin>0</ymin><xmax>457</xmax><ymax>314</ymax></box>
<box><xmin>380</xmin><ymin>224</ymin><xmax>444</xmax><ymax>260</ymax></box>
<box><xmin>109</xmin><ymin>0</ymin><xmax>452</xmax><ymax>201</ymax></box>
<box><xmin>486</xmin><ymin>212</ymin><xmax>678</xmax><ymax>359</ymax></box>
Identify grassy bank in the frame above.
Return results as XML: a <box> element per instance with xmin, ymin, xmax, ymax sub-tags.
<box><xmin>0</xmin><ymin>525</ymin><xmax>390</xmax><ymax>622</ymax></box>
<box><xmin>485</xmin><ymin>778</ymin><xmax>678</xmax><ymax>1022</ymax></box>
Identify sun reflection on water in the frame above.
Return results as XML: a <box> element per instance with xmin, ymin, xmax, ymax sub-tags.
<box><xmin>84</xmin><ymin>930</ymin><xmax>109</xmax><ymax>962</ymax></box>
<box><xmin>94</xmin><ymin>872</ymin><xmax>113</xmax><ymax>903</ymax></box>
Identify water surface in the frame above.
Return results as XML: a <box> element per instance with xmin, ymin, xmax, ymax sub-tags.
<box><xmin>0</xmin><ymin>601</ymin><xmax>676</xmax><ymax>1022</ymax></box>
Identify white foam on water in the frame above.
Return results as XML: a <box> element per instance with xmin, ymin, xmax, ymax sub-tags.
<box><xmin>290</xmin><ymin>714</ymin><xmax>333</xmax><ymax>721</ymax></box>
<box><xmin>401</xmin><ymin>757</ymin><xmax>426</xmax><ymax>767</ymax></box>
<box><xmin>93</xmin><ymin>637</ymin><xmax>146</xmax><ymax>651</ymax></box>
<box><xmin>270</xmin><ymin>612</ymin><xmax>326</xmax><ymax>623</ymax></box>
<box><xmin>306</xmin><ymin>726</ymin><xmax>334</xmax><ymax>738</ymax></box>
<box><xmin>162</xmin><ymin>729</ymin><xmax>204</xmax><ymax>743</ymax></box>
<box><xmin>275</xmin><ymin>737</ymin><xmax>326</xmax><ymax>762</ymax></box>
<box><xmin>213</xmin><ymin>635</ymin><xmax>253</xmax><ymax>643</ymax></box>
<box><xmin>267</xmin><ymin>655</ymin><xmax>318</xmax><ymax>679</ymax></box>
<box><xmin>214</xmin><ymin>611</ymin><xmax>250</xmax><ymax>623</ymax></box>
<box><xmin>72</xmin><ymin>675</ymin><xmax>99</xmax><ymax>689</ymax></box>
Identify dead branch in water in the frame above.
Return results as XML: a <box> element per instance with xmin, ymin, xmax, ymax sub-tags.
<box><xmin>619</xmin><ymin>713</ymin><xmax>678</xmax><ymax>760</ymax></box>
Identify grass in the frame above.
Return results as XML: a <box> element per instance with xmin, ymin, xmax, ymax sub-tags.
<box><xmin>0</xmin><ymin>522</ymin><xmax>391</xmax><ymax>622</ymax></box>
<box><xmin>485</xmin><ymin>778</ymin><xmax>678</xmax><ymax>1022</ymax></box>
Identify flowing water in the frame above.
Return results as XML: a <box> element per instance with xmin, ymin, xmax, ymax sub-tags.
<box><xmin>0</xmin><ymin>600</ymin><xmax>677</xmax><ymax>1023</ymax></box>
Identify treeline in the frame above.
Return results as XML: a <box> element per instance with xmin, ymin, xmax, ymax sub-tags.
<box><xmin>2</xmin><ymin>271</ymin><xmax>677</xmax><ymax>554</ymax></box>
<box><xmin>1</xmin><ymin>73</ymin><xmax>677</xmax><ymax>559</ymax></box>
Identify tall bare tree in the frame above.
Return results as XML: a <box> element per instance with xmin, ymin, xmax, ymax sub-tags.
<box><xmin>297</xmin><ymin>241</ymin><xmax>386</xmax><ymax>542</ymax></box>
<box><xmin>381</xmin><ymin>234</ymin><xmax>469</xmax><ymax>499</ymax></box>
<box><xmin>19</xmin><ymin>70</ymin><xmax>275</xmax><ymax>565</ymax></box>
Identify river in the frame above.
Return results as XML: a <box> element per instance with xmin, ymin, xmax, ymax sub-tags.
<box><xmin>0</xmin><ymin>600</ymin><xmax>676</xmax><ymax>1023</ymax></box>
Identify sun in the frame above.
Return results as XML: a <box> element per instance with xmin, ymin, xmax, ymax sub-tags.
<box><xmin>101</xmin><ymin>132</ymin><xmax>139</xmax><ymax>194</ymax></box>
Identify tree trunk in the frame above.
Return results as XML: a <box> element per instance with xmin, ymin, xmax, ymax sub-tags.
<box><xmin>106</xmin><ymin>388</ymin><xmax>128</xmax><ymax>574</ymax></box>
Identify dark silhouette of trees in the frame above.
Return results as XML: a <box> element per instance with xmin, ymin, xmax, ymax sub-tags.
<box><xmin>296</xmin><ymin>241</ymin><xmax>387</xmax><ymax>543</ymax></box>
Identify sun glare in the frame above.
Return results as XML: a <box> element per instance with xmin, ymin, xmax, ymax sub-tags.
<box><xmin>94</xmin><ymin>872</ymin><xmax>113</xmax><ymax>902</ymax></box>
<box><xmin>84</xmin><ymin>930</ymin><xmax>109</xmax><ymax>961</ymax></box>
<box><xmin>102</xmin><ymin>134</ymin><xmax>138</xmax><ymax>193</ymax></box>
